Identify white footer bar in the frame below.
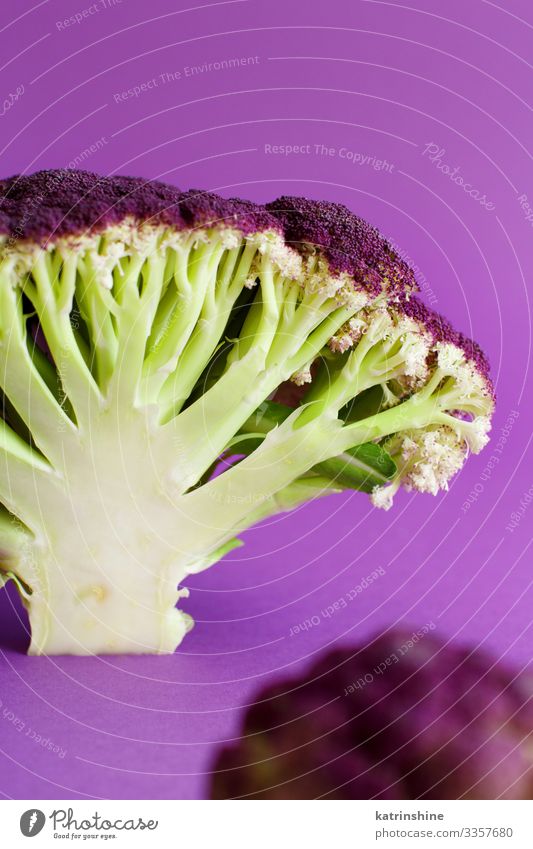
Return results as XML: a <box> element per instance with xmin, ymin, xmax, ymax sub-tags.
<box><xmin>1</xmin><ymin>799</ymin><xmax>532</xmax><ymax>848</ymax></box>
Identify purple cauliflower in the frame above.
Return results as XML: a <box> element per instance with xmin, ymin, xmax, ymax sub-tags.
<box><xmin>211</xmin><ymin>628</ymin><xmax>533</xmax><ymax>799</ymax></box>
<box><xmin>0</xmin><ymin>171</ymin><xmax>493</xmax><ymax>655</ymax></box>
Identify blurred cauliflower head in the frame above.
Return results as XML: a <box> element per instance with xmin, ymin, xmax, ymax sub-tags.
<box><xmin>211</xmin><ymin>629</ymin><xmax>532</xmax><ymax>800</ymax></box>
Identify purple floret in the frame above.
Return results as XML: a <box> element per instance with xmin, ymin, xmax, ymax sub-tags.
<box><xmin>0</xmin><ymin>170</ymin><xmax>280</xmax><ymax>245</ymax></box>
<box><xmin>266</xmin><ymin>196</ymin><xmax>417</xmax><ymax>298</ymax></box>
<box><xmin>211</xmin><ymin>629</ymin><xmax>532</xmax><ymax>799</ymax></box>
<box><xmin>397</xmin><ymin>295</ymin><xmax>493</xmax><ymax>389</ymax></box>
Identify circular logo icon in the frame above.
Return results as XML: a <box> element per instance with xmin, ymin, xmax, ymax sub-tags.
<box><xmin>20</xmin><ymin>809</ymin><xmax>46</xmax><ymax>837</ymax></box>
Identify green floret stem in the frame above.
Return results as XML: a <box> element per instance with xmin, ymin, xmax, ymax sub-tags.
<box><xmin>76</xmin><ymin>253</ymin><xmax>119</xmax><ymax>388</ymax></box>
<box><xmin>141</xmin><ymin>253</ymin><xmax>180</xmax><ymax>355</ymax></box>
<box><xmin>181</xmin><ymin>411</ymin><xmax>347</xmax><ymax>544</ymax></box>
<box><xmin>266</xmin><ymin>287</ymin><xmax>350</xmax><ymax>369</ymax></box>
<box><xmin>281</xmin><ymin>305</ymin><xmax>355</xmax><ymax>376</ymax></box>
<box><xmin>141</xmin><ymin>240</ymin><xmax>254</xmax><ymax>410</ymax></box>
<box><xmin>164</xmin><ymin>287</ymin><xmax>356</xmax><ymax>490</ymax></box>
<box><xmin>222</xmin><ymin>280</ymin><xmax>276</xmax><ymax>367</ymax></box>
<box><xmin>242</xmin><ymin>475</ymin><xmax>343</xmax><ymax>527</ymax></box>
<box><xmin>168</xmin><ymin>240</ymin><xmax>236</xmax><ymax>358</ymax></box>
<box><xmin>141</xmin><ymin>240</ymin><xmax>221</xmax><ymax>392</ymax></box>
<box><xmin>0</xmin><ymin>265</ymin><xmax>79</xmax><ymax>462</ymax></box>
<box><xmin>339</xmin><ymin>395</ymin><xmax>444</xmax><ymax>446</ymax></box>
<box><xmin>109</xmin><ymin>251</ymin><xmax>168</xmax><ymax>405</ymax></box>
<box><xmin>25</xmin><ymin>252</ymin><xmax>103</xmax><ymax>424</ymax></box>
<box><xmin>28</xmin><ymin>342</ymin><xmax>75</xmax><ymax>419</ymax></box>
<box><xmin>163</xmin><ymin>260</ymin><xmax>284</xmax><ymax>483</ymax></box>
<box><xmin>179</xmin><ymin>391</ymin><xmax>451</xmax><ymax>543</ymax></box>
<box><xmin>222</xmin><ymin>272</ymin><xmax>332</xmax><ymax>368</ymax></box>
<box><xmin>141</xmin><ymin>238</ymin><xmax>196</xmax><ymax>365</ymax></box>
<box><xmin>296</xmin><ymin>326</ymin><xmax>415</xmax><ymax>428</ymax></box>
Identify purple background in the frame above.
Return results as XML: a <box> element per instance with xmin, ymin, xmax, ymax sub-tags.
<box><xmin>0</xmin><ymin>0</ymin><xmax>531</xmax><ymax>800</ymax></box>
